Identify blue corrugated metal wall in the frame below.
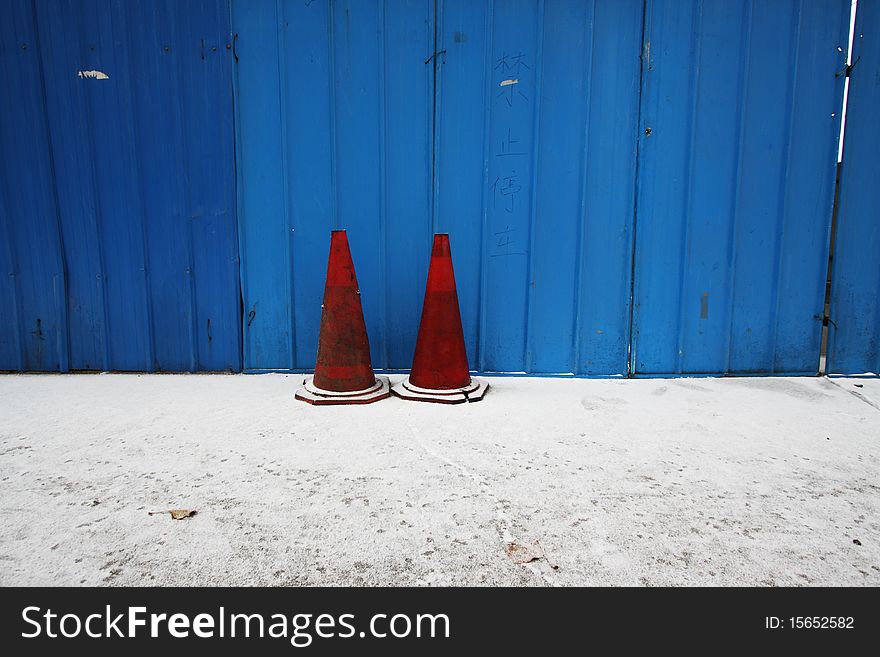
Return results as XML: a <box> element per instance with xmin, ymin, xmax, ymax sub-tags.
<box><xmin>233</xmin><ymin>0</ymin><xmax>645</xmax><ymax>374</ymax></box>
<box><xmin>631</xmin><ymin>0</ymin><xmax>849</xmax><ymax>375</ymax></box>
<box><xmin>434</xmin><ymin>0</ymin><xmax>644</xmax><ymax>375</ymax></box>
<box><xmin>828</xmin><ymin>0</ymin><xmax>880</xmax><ymax>375</ymax></box>
<box><xmin>0</xmin><ymin>0</ymin><xmax>67</xmax><ymax>371</ymax></box>
<box><xmin>233</xmin><ymin>0</ymin><xmax>850</xmax><ymax>375</ymax></box>
<box><xmin>232</xmin><ymin>0</ymin><xmax>435</xmax><ymax>372</ymax></box>
<box><xmin>0</xmin><ymin>0</ymin><xmax>240</xmax><ymax>372</ymax></box>
<box><xmin>3</xmin><ymin>0</ymin><xmax>872</xmax><ymax>377</ymax></box>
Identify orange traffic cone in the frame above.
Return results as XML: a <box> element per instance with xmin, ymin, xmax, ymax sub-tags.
<box><xmin>295</xmin><ymin>231</ymin><xmax>389</xmax><ymax>405</ymax></box>
<box><xmin>392</xmin><ymin>234</ymin><xmax>488</xmax><ymax>404</ymax></box>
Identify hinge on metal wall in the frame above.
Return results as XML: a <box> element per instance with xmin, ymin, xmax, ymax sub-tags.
<box><xmin>836</xmin><ymin>55</ymin><xmax>860</xmax><ymax>78</ymax></box>
<box><xmin>424</xmin><ymin>49</ymin><xmax>446</xmax><ymax>65</ymax></box>
<box><xmin>816</xmin><ymin>313</ymin><xmax>838</xmax><ymax>329</ymax></box>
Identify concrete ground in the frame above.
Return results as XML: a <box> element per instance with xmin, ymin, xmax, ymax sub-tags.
<box><xmin>0</xmin><ymin>373</ymin><xmax>878</xmax><ymax>587</ymax></box>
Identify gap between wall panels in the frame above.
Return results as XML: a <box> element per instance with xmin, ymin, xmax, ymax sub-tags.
<box><xmin>820</xmin><ymin>0</ymin><xmax>858</xmax><ymax>376</ymax></box>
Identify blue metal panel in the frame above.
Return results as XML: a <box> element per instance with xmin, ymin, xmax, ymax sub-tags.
<box><xmin>0</xmin><ymin>0</ymin><xmax>67</xmax><ymax>371</ymax></box>
<box><xmin>631</xmin><ymin>0</ymin><xmax>849</xmax><ymax>375</ymax></box>
<box><xmin>434</xmin><ymin>0</ymin><xmax>643</xmax><ymax>375</ymax></box>
<box><xmin>235</xmin><ymin>0</ymin><xmax>643</xmax><ymax>374</ymax></box>
<box><xmin>40</xmin><ymin>0</ymin><xmax>154</xmax><ymax>371</ymax></box>
<box><xmin>0</xmin><ymin>0</ymin><xmax>240</xmax><ymax>372</ymax></box>
<box><xmin>828</xmin><ymin>1</ymin><xmax>880</xmax><ymax>374</ymax></box>
<box><xmin>233</xmin><ymin>0</ymin><xmax>434</xmax><ymax>371</ymax></box>
<box><xmin>477</xmin><ymin>0</ymin><xmax>542</xmax><ymax>374</ymax></box>
<box><xmin>4</xmin><ymin>0</ymin><xmax>852</xmax><ymax>376</ymax></box>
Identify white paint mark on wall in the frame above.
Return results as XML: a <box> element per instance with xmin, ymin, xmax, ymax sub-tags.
<box><xmin>77</xmin><ymin>70</ymin><xmax>109</xmax><ymax>80</ymax></box>
<box><xmin>499</xmin><ymin>78</ymin><xmax>518</xmax><ymax>87</ymax></box>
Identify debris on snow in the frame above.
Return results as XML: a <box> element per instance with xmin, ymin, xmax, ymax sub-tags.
<box><xmin>149</xmin><ymin>509</ymin><xmax>197</xmax><ymax>520</ymax></box>
<box><xmin>505</xmin><ymin>539</ymin><xmax>546</xmax><ymax>565</ymax></box>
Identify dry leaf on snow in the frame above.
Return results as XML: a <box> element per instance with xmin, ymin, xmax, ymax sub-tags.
<box><xmin>149</xmin><ymin>509</ymin><xmax>197</xmax><ymax>520</ymax></box>
<box><xmin>505</xmin><ymin>539</ymin><xmax>545</xmax><ymax>565</ymax></box>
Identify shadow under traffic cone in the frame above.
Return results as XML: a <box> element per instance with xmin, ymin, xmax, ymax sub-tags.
<box><xmin>295</xmin><ymin>230</ymin><xmax>389</xmax><ymax>405</ymax></box>
<box><xmin>392</xmin><ymin>234</ymin><xmax>488</xmax><ymax>404</ymax></box>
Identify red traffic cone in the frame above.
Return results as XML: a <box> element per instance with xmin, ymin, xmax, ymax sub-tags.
<box><xmin>296</xmin><ymin>230</ymin><xmax>389</xmax><ymax>405</ymax></box>
<box><xmin>392</xmin><ymin>234</ymin><xmax>488</xmax><ymax>404</ymax></box>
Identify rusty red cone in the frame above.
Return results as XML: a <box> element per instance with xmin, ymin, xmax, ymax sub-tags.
<box><xmin>295</xmin><ymin>231</ymin><xmax>389</xmax><ymax>405</ymax></box>
<box><xmin>392</xmin><ymin>234</ymin><xmax>488</xmax><ymax>404</ymax></box>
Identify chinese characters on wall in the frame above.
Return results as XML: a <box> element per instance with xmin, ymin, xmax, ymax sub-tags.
<box><xmin>490</xmin><ymin>51</ymin><xmax>530</xmax><ymax>258</ymax></box>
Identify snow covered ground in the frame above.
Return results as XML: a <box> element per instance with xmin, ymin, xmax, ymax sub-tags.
<box><xmin>0</xmin><ymin>373</ymin><xmax>877</xmax><ymax>586</ymax></box>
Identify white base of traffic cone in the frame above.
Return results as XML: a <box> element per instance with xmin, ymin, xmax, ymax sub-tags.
<box><xmin>391</xmin><ymin>377</ymin><xmax>488</xmax><ymax>404</ymax></box>
<box><xmin>295</xmin><ymin>376</ymin><xmax>390</xmax><ymax>405</ymax></box>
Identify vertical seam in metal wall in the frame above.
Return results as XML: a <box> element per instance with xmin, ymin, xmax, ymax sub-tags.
<box><xmin>68</xmin><ymin>6</ymin><xmax>111</xmax><ymax>371</ymax></box>
<box><xmin>230</xmin><ymin>0</ymin><xmax>248</xmax><ymax>372</ymax></box>
<box><xmin>169</xmin><ymin>6</ymin><xmax>199</xmax><ymax>372</ymax></box>
<box><xmin>379</xmin><ymin>0</ymin><xmax>388</xmax><ymax>369</ymax></box>
<box><xmin>109</xmin><ymin>5</ymin><xmax>156</xmax><ymax>371</ymax></box>
<box><xmin>523</xmin><ymin>0</ymin><xmax>545</xmax><ymax>373</ymax></box>
<box><xmin>31</xmin><ymin>0</ymin><xmax>70</xmax><ymax>372</ymax></box>
<box><xmin>769</xmin><ymin>0</ymin><xmax>804</xmax><ymax>373</ymax></box>
<box><xmin>0</xmin><ymin>127</ymin><xmax>24</xmax><ymax>369</ymax></box>
<box><xmin>180</xmin><ymin>6</ymin><xmax>200</xmax><ymax>372</ymax></box>
<box><xmin>275</xmin><ymin>0</ymin><xmax>295</xmax><ymax>370</ymax></box>
<box><xmin>476</xmin><ymin>0</ymin><xmax>495</xmax><ymax>373</ymax></box>
<box><xmin>723</xmin><ymin>0</ymin><xmax>754</xmax><ymax>375</ymax></box>
<box><xmin>0</xmin><ymin>0</ymin><xmax>25</xmax><ymax>369</ymax></box>
<box><xmin>823</xmin><ymin>161</ymin><xmax>844</xmax><ymax>372</ymax></box>
<box><xmin>226</xmin><ymin>0</ymin><xmax>243</xmax><ymax>372</ymax></box>
<box><xmin>75</xmin><ymin>7</ymin><xmax>111</xmax><ymax>371</ymax></box>
<box><xmin>627</xmin><ymin>0</ymin><xmax>650</xmax><ymax>377</ymax></box>
<box><xmin>572</xmin><ymin>0</ymin><xmax>597</xmax><ymax>376</ymax></box>
<box><xmin>673</xmin><ymin>0</ymin><xmax>704</xmax><ymax>375</ymax></box>
<box><xmin>430</xmin><ymin>0</ymin><xmax>441</xmax><ymax>235</ymax></box>
<box><xmin>0</xmin><ymin>11</ymin><xmax>15</xmax><ymax>368</ymax></box>
<box><xmin>429</xmin><ymin>0</ymin><xmax>440</xmax><ymax>328</ymax></box>
<box><xmin>819</xmin><ymin>0</ymin><xmax>854</xmax><ymax>375</ymax></box>
<box><xmin>328</xmin><ymin>0</ymin><xmax>339</xmax><ymax>230</ymax></box>
<box><xmin>0</xmin><ymin>214</ymin><xmax>24</xmax><ymax>370</ymax></box>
